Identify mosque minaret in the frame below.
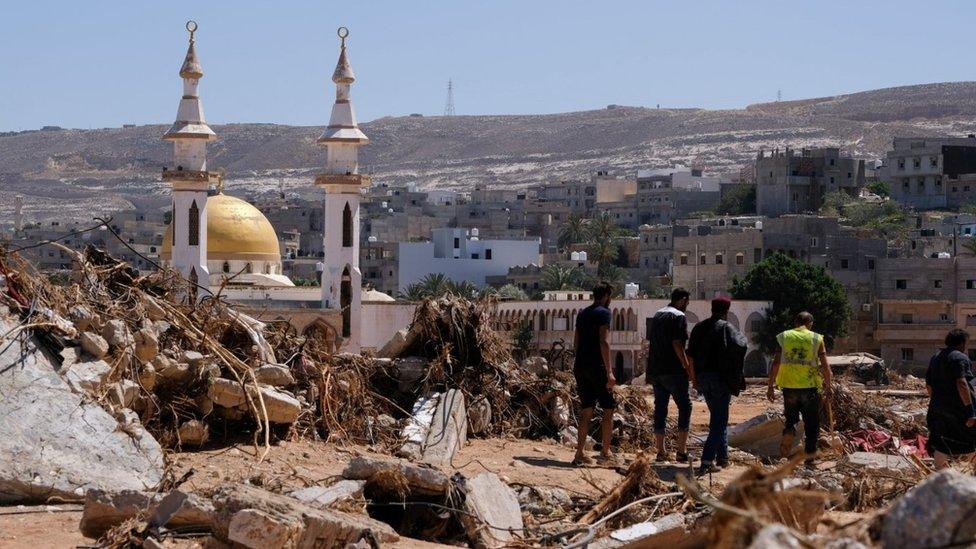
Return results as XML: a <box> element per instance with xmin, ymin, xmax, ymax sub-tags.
<box><xmin>315</xmin><ymin>27</ymin><xmax>370</xmax><ymax>351</ymax></box>
<box><xmin>161</xmin><ymin>21</ymin><xmax>217</xmax><ymax>297</ymax></box>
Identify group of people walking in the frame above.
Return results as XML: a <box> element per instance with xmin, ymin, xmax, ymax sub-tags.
<box><xmin>571</xmin><ymin>285</ymin><xmax>836</xmax><ymax>473</ymax></box>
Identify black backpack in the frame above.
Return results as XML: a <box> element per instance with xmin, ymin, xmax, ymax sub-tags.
<box><xmin>716</xmin><ymin>319</ymin><xmax>748</xmax><ymax>396</ymax></box>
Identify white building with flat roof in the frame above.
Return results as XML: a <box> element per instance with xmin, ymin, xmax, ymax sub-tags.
<box><xmin>397</xmin><ymin>227</ymin><xmax>540</xmax><ymax>290</ymax></box>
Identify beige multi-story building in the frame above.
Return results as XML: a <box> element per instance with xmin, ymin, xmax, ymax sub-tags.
<box><xmin>756</xmin><ymin>147</ymin><xmax>866</xmax><ymax>217</ymax></box>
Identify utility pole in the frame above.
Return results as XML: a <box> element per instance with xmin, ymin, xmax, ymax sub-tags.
<box><xmin>444</xmin><ymin>79</ymin><xmax>455</xmax><ymax>116</ymax></box>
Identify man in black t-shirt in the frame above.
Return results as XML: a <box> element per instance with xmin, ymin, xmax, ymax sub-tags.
<box><xmin>926</xmin><ymin>329</ymin><xmax>976</xmax><ymax>469</ymax></box>
<box><xmin>572</xmin><ymin>282</ymin><xmax>617</xmax><ymax>466</ymax></box>
<box><xmin>646</xmin><ymin>288</ymin><xmax>693</xmax><ymax>462</ymax></box>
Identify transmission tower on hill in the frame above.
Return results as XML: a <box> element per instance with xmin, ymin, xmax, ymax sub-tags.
<box><xmin>444</xmin><ymin>79</ymin><xmax>455</xmax><ymax>116</ymax></box>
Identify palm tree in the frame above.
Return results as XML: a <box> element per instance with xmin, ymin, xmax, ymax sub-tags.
<box><xmin>557</xmin><ymin>213</ymin><xmax>591</xmax><ymax>251</ymax></box>
<box><xmin>588</xmin><ymin>238</ymin><xmax>619</xmax><ymax>270</ymax></box>
<box><xmin>588</xmin><ymin>212</ymin><xmax>621</xmax><ymax>242</ymax></box>
<box><xmin>445</xmin><ymin>279</ymin><xmax>478</xmax><ymax>299</ymax></box>
<box><xmin>540</xmin><ymin>265</ymin><xmax>584</xmax><ymax>291</ymax></box>
<box><xmin>495</xmin><ymin>284</ymin><xmax>529</xmax><ymax>301</ymax></box>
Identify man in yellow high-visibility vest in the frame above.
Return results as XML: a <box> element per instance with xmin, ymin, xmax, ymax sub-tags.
<box><xmin>766</xmin><ymin>311</ymin><xmax>832</xmax><ymax>462</ymax></box>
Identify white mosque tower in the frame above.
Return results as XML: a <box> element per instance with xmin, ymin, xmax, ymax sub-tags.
<box><xmin>316</xmin><ymin>27</ymin><xmax>370</xmax><ymax>351</ymax></box>
<box><xmin>162</xmin><ymin>21</ymin><xmax>217</xmax><ymax>298</ymax></box>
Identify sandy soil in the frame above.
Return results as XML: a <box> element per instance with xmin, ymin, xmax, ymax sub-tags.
<box><xmin>0</xmin><ymin>388</ymin><xmax>775</xmax><ymax>548</ymax></box>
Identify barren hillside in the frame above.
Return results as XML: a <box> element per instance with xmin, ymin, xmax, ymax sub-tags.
<box><xmin>3</xmin><ymin>82</ymin><xmax>976</xmax><ymax>222</ymax></box>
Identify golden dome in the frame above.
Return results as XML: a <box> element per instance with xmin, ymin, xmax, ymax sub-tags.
<box><xmin>161</xmin><ymin>193</ymin><xmax>281</xmax><ymax>261</ymax></box>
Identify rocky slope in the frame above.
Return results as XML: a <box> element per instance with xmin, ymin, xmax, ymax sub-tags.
<box><xmin>3</xmin><ymin>82</ymin><xmax>976</xmax><ymax>221</ymax></box>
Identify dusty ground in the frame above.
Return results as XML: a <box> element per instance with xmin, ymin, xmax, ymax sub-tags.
<box><xmin>0</xmin><ymin>386</ymin><xmax>774</xmax><ymax>548</ymax></box>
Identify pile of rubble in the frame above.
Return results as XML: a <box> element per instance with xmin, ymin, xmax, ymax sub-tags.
<box><xmin>0</xmin><ymin>245</ymin><xmax>969</xmax><ymax>548</ymax></box>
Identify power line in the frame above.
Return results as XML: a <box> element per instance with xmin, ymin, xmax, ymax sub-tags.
<box><xmin>444</xmin><ymin>79</ymin><xmax>455</xmax><ymax>116</ymax></box>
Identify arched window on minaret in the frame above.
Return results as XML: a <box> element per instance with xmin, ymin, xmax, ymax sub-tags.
<box><xmin>342</xmin><ymin>202</ymin><xmax>353</xmax><ymax>247</ymax></box>
<box><xmin>222</xmin><ymin>261</ymin><xmax>229</xmax><ymax>273</ymax></box>
<box><xmin>188</xmin><ymin>200</ymin><xmax>200</xmax><ymax>246</ymax></box>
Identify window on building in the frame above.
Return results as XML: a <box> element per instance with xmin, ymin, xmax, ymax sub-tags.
<box><xmin>700</xmin><ymin>254</ymin><xmax>707</xmax><ymax>265</ymax></box>
<box><xmin>830</xmin><ymin>176</ymin><xmax>835</xmax><ymax>185</ymax></box>
<box><xmin>342</xmin><ymin>203</ymin><xmax>353</xmax><ymax>247</ymax></box>
<box><xmin>919</xmin><ymin>179</ymin><xmax>926</xmax><ymax>192</ymax></box>
<box><xmin>898</xmin><ymin>159</ymin><xmax>905</xmax><ymax>170</ymax></box>
<box><xmin>715</xmin><ymin>253</ymin><xmax>723</xmax><ymax>265</ymax></box>
<box><xmin>222</xmin><ymin>261</ymin><xmax>230</xmax><ymax>273</ymax></box>
<box><xmin>453</xmin><ymin>237</ymin><xmax>460</xmax><ymax>249</ymax></box>
<box><xmin>966</xmin><ymin>186</ymin><xmax>972</xmax><ymax>192</ymax></box>
<box><xmin>810</xmin><ymin>237</ymin><xmax>819</xmax><ymax>247</ymax></box>
<box><xmin>935</xmin><ymin>279</ymin><xmax>943</xmax><ymax>288</ymax></box>
<box><xmin>968</xmin><ymin>280</ymin><xmax>976</xmax><ymax>290</ymax></box>
<box><xmin>868</xmin><ymin>258</ymin><xmax>876</xmax><ymax>270</ymax></box>
<box><xmin>755</xmin><ymin>248</ymin><xmax>762</xmax><ymax>263</ymax></box>
<box><xmin>680</xmin><ymin>254</ymin><xmax>688</xmax><ymax>265</ymax></box>
<box><xmin>941</xmin><ymin>313</ymin><xmax>950</xmax><ymax>322</ymax></box>
<box><xmin>840</xmin><ymin>259</ymin><xmax>849</xmax><ymax>269</ymax></box>
<box><xmin>896</xmin><ymin>279</ymin><xmax>907</xmax><ymax>289</ymax></box>
<box><xmin>485</xmin><ymin>249</ymin><xmax>492</xmax><ymax>260</ymax></box>
<box><xmin>903</xmin><ymin>179</ymin><xmax>910</xmax><ymax>190</ymax></box>
<box><xmin>901</xmin><ymin>348</ymin><xmax>914</xmax><ymax>361</ymax></box>
<box><xmin>931</xmin><ymin>157</ymin><xmax>939</xmax><ymax>168</ymax></box>
<box><xmin>901</xmin><ymin>313</ymin><xmax>913</xmax><ymax>324</ymax></box>
<box><xmin>188</xmin><ymin>201</ymin><xmax>200</xmax><ymax>246</ymax></box>
<box><xmin>471</xmin><ymin>253</ymin><xmax>479</xmax><ymax>259</ymax></box>
<box><xmin>913</xmin><ymin>158</ymin><xmax>921</xmax><ymax>169</ymax></box>
<box><xmin>936</xmin><ymin>178</ymin><xmax>942</xmax><ymax>188</ymax></box>
<box><xmin>847</xmin><ymin>172</ymin><xmax>852</xmax><ymax>179</ymax></box>
<box><xmin>245</xmin><ymin>262</ymin><xmax>252</xmax><ymax>274</ymax></box>
<box><xmin>736</xmin><ymin>253</ymin><xmax>744</xmax><ymax>265</ymax></box>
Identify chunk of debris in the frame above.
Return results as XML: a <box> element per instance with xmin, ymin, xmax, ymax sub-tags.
<box><xmin>79</xmin><ymin>489</ymin><xmax>214</xmax><ymax>538</ymax></box>
<box><xmin>253</xmin><ymin>363</ymin><xmax>295</xmax><ymax>387</ymax></box>
<box><xmin>394</xmin><ymin>356</ymin><xmax>427</xmax><ymax>391</ymax></box>
<box><xmin>250</xmin><ymin>385</ymin><xmax>301</xmax><ymax>424</ymax></box>
<box><xmin>133</xmin><ymin>327</ymin><xmax>159</xmax><ymax>363</ymax></box>
<box><xmin>460</xmin><ymin>472</ymin><xmax>523</xmax><ymax>548</ymax></box>
<box><xmin>377</xmin><ymin>327</ymin><xmax>418</xmax><ymax>359</ymax></box>
<box><xmin>467</xmin><ymin>397</ymin><xmax>492</xmax><ymax>435</ymax></box>
<box><xmin>210</xmin><ymin>483</ymin><xmax>398</xmax><ymax>548</ymax></box>
<box><xmin>728</xmin><ymin>413</ymin><xmax>801</xmax><ymax>458</ymax></box>
<box><xmin>520</xmin><ymin>356</ymin><xmax>549</xmax><ymax>376</ymax></box>
<box><xmin>747</xmin><ymin>523</ymin><xmax>802</xmax><ymax>549</ymax></box>
<box><xmin>0</xmin><ymin>318</ymin><xmax>164</xmax><ymax>503</ymax></box>
<box><xmin>61</xmin><ymin>358</ymin><xmax>111</xmax><ymax>394</ymax></box>
<box><xmin>342</xmin><ymin>455</ymin><xmax>450</xmax><ymax>496</ymax></box>
<box><xmin>840</xmin><ymin>452</ymin><xmax>914</xmax><ymax>474</ymax></box>
<box><xmin>289</xmin><ymin>480</ymin><xmax>366</xmax><ymax>508</ymax></box>
<box><xmin>882</xmin><ymin>469</ymin><xmax>976</xmax><ymax>548</ymax></box>
<box><xmin>178</xmin><ymin>419</ymin><xmax>210</xmax><ymax>447</ymax></box>
<box><xmin>591</xmin><ymin>513</ymin><xmax>692</xmax><ymax>548</ymax></box>
<box><xmin>421</xmin><ymin>388</ymin><xmax>467</xmax><ymax>467</ymax></box>
<box><xmin>209</xmin><ymin>377</ymin><xmax>247</xmax><ymax>408</ymax></box>
<box><xmin>399</xmin><ymin>394</ymin><xmax>440</xmax><ymax>461</ymax></box>
<box><xmin>101</xmin><ymin>318</ymin><xmax>133</xmax><ymax>349</ymax></box>
<box><xmin>79</xmin><ymin>331</ymin><xmax>109</xmax><ymax>359</ymax></box>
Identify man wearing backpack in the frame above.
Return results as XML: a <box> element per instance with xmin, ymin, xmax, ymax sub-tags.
<box><xmin>687</xmin><ymin>296</ymin><xmax>748</xmax><ymax>475</ymax></box>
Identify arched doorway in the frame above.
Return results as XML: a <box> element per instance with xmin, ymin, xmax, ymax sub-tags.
<box><xmin>340</xmin><ymin>265</ymin><xmax>352</xmax><ymax>337</ymax></box>
<box><xmin>614</xmin><ymin>351</ymin><xmax>627</xmax><ymax>384</ymax></box>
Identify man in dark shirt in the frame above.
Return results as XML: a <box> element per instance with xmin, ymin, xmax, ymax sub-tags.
<box><xmin>572</xmin><ymin>282</ymin><xmax>616</xmax><ymax>466</ymax></box>
<box><xmin>646</xmin><ymin>288</ymin><xmax>693</xmax><ymax>462</ymax></box>
<box><xmin>926</xmin><ymin>329</ymin><xmax>976</xmax><ymax>469</ymax></box>
<box><xmin>687</xmin><ymin>296</ymin><xmax>747</xmax><ymax>474</ymax></box>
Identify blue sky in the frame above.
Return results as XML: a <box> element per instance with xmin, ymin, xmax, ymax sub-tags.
<box><xmin>2</xmin><ymin>0</ymin><xmax>974</xmax><ymax>131</ymax></box>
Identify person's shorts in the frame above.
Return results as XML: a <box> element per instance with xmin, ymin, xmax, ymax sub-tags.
<box><xmin>574</xmin><ymin>368</ymin><xmax>617</xmax><ymax>410</ymax></box>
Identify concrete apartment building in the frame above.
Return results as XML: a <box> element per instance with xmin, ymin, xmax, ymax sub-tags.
<box><xmin>873</xmin><ymin>256</ymin><xmax>976</xmax><ymax>371</ymax></box>
<box><xmin>398</xmin><ymin>227</ymin><xmax>540</xmax><ymax>290</ymax></box>
<box><xmin>756</xmin><ymin>147</ymin><xmax>866</xmax><ymax>217</ymax></box>
<box><xmin>672</xmin><ymin>224</ymin><xmax>764</xmax><ymax>299</ymax></box>
<box><xmin>880</xmin><ymin>136</ymin><xmax>976</xmax><ymax>210</ymax></box>
<box><xmin>637</xmin><ymin>224</ymin><xmax>674</xmax><ymax>277</ymax></box>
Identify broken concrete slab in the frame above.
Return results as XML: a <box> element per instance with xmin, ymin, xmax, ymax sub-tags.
<box><xmin>106</xmin><ymin>379</ymin><xmax>141</xmax><ymax>409</ymax></box>
<box><xmin>253</xmin><ymin>363</ymin><xmax>295</xmax><ymax>387</ymax></box>
<box><xmin>79</xmin><ymin>331</ymin><xmax>109</xmax><ymax>359</ymax></box>
<box><xmin>289</xmin><ymin>480</ymin><xmax>365</xmax><ymax>508</ymax></box>
<box><xmin>211</xmin><ymin>483</ymin><xmax>398</xmax><ymax>548</ymax></box>
<box><xmin>133</xmin><ymin>327</ymin><xmax>159</xmax><ymax>363</ymax></box>
<box><xmin>342</xmin><ymin>455</ymin><xmax>450</xmax><ymax>496</ymax></box>
<box><xmin>840</xmin><ymin>452</ymin><xmax>914</xmax><ymax>474</ymax></box>
<box><xmin>394</xmin><ymin>356</ymin><xmax>427</xmax><ymax>391</ymax></box>
<box><xmin>399</xmin><ymin>394</ymin><xmax>440</xmax><ymax>460</ymax></box>
<box><xmin>377</xmin><ymin>327</ymin><xmax>418</xmax><ymax>359</ymax></box>
<box><xmin>101</xmin><ymin>318</ymin><xmax>133</xmax><ymax>349</ymax></box>
<box><xmin>421</xmin><ymin>388</ymin><xmax>467</xmax><ymax>468</ymax></box>
<box><xmin>467</xmin><ymin>397</ymin><xmax>492</xmax><ymax>435</ymax></box>
<box><xmin>728</xmin><ymin>413</ymin><xmax>801</xmax><ymax>458</ymax></box>
<box><xmin>0</xmin><ymin>317</ymin><xmax>164</xmax><ymax>503</ymax></box>
<box><xmin>249</xmin><ymin>385</ymin><xmax>301</xmax><ymax>424</ymax></box>
<box><xmin>883</xmin><ymin>469</ymin><xmax>976</xmax><ymax>548</ymax></box>
<box><xmin>460</xmin><ymin>472</ymin><xmax>523</xmax><ymax>548</ymax></box>
<box><xmin>79</xmin><ymin>489</ymin><xmax>214</xmax><ymax>538</ymax></box>
<box><xmin>590</xmin><ymin>513</ymin><xmax>691</xmax><ymax>549</ymax></box>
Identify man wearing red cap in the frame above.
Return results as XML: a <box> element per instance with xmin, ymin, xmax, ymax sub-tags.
<box><xmin>687</xmin><ymin>296</ymin><xmax>748</xmax><ymax>475</ymax></box>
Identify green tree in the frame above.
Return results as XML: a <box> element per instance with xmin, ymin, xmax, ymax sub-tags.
<box><xmin>867</xmin><ymin>181</ymin><xmax>890</xmax><ymax>198</ymax></box>
<box><xmin>730</xmin><ymin>254</ymin><xmax>851</xmax><ymax>353</ymax></box>
<box><xmin>961</xmin><ymin>203</ymin><xmax>976</xmax><ymax>216</ymax></box>
<box><xmin>557</xmin><ymin>213</ymin><xmax>591</xmax><ymax>251</ymax></box>
<box><xmin>715</xmin><ymin>184</ymin><xmax>756</xmax><ymax>215</ymax></box>
<box><xmin>820</xmin><ymin>191</ymin><xmax>854</xmax><ymax>217</ymax></box>
<box><xmin>589</xmin><ymin>212</ymin><xmax>622</xmax><ymax>242</ymax></box>
<box><xmin>495</xmin><ymin>283</ymin><xmax>530</xmax><ymax>301</ymax></box>
<box><xmin>540</xmin><ymin>265</ymin><xmax>585</xmax><ymax>291</ymax></box>
<box><xmin>512</xmin><ymin>319</ymin><xmax>534</xmax><ymax>360</ymax></box>
<box><xmin>588</xmin><ymin>238</ymin><xmax>619</xmax><ymax>270</ymax></box>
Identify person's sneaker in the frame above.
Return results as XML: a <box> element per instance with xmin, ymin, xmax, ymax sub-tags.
<box><xmin>655</xmin><ymin>452</ymin><xmax>670</xmax><ymax>463</ymax></box>
<box><xmin>696</xmin><ymin>462</ymin><xmax>720</xmax><ymax>476</ymax></box>
<box><xmin>716</xmin><ymin>460</ymin><xmax>729</xmax><ymax>469</ymax></box>
<box><xmin>675</xmin><ymin>451</ymin><xmax>690</xmax><ymax>464</ymax></box>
